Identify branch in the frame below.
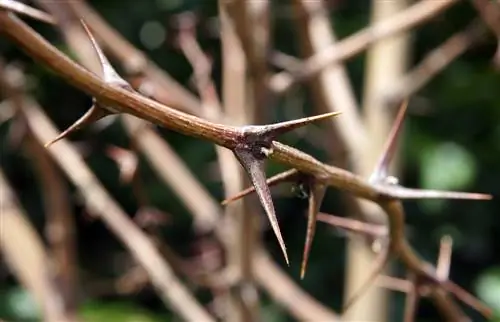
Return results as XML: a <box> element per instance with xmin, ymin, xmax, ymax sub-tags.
<box><xmin>269</xmin><ymin>0</ymin><xmax>459</xmax><ymax>93</ymax></box>
<box><xmin>292</xmin><ymin>0</ymin><xmax>366</xmax><ymax>165</ymax></box>
<box><xmin>386</xmin><ymin>19</ymin><xmax>488</xmax><ymax>102</ymax></box>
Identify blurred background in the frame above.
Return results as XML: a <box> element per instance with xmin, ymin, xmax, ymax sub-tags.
<box><xmin>1</xmin><ymin>0</ymin><xmax>499</xmax><ymax>321</ymax></box>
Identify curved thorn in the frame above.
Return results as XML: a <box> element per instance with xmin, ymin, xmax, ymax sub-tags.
<box><xmin>44</xmin><ymin>105</ymin><xmax>109</xmax><ymax>148</ymax></box>
<box><xmin>233</xmin><ymin>149</ymin><xmax>289</xmax><ymax>265</ymax></box>
<box><xmin>0</xmin><ymin>0</ymin><xmax>55</xmax><ymax>24</ymax></box>
<box><xmin>221</xmin><ymin>169</ymin><xmax>300</xmax><ymax>205</ymax></box>
<box><xmin>300</xmin><ymin>181</ymin><xmax>326</xmax><ymax>279</ymax></box>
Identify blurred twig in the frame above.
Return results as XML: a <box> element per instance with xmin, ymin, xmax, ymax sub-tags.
<box><xmin>0</xmin><ymin>170</ymin><xmax>73</xmax><ymax>322</ymax></box>
<box><xmin>387</xmin><ymin>19</ymin><xmax>488</xmax><ymax>102</ymax></box>
<box><xmin>269</xmin><ymin>0</ymin><xmax>459</xmax><ymax>93</ymax></box>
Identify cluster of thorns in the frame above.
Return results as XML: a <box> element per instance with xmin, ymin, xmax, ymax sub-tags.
<box><xmin>0</xmin><ymin>0</ymin><xmax>499</xmax><ymax>321</ymax></box>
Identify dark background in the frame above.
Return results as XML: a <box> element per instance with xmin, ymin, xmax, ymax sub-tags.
<box><xmin>1</xmin><ymin>0</ymin><xmax>499</xmax><ymax>321</ymax></box>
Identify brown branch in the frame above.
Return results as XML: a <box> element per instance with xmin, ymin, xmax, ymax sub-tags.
<box><xmin>269</xmin><ymin>0</ymin><xmax>459</xmax><ymax>93</ymax></box>
<box><xmin>0</xmin><ymin>12</ymin><xmax>237</xmax><ymax>146</ymax></box>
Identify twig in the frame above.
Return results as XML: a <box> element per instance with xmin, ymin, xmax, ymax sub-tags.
<box><xmin>269</xmin><ymin>0</ymin><xmax>459</xmax><ymax>93</ymax></box>
<box><xmin>386</xmin><ymin>20</ymin><xmax>488</xmax><ymax>102</ymax></box>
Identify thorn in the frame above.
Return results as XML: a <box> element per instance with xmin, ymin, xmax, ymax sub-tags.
<box><xmin>243</xmin><ymin>111</ymin><xmax>341</xmax><ymax>140</ymax></box>
<box><xmin>300</xmin><ymin>180</ymin><xmax>326</xmax><ymax>279</ymax></box>
<box><xmin>44</xmin><ymin>104</ymin><xmax>109</xmax><ymax>148</ymax></box>
<box><xmin>221</xmin><ymin>169</ymin><xmax>300</xmax><ymax>205</ymax></box>
<box><xmin>343</xmin><ymin>248</ymin><xmax>390</xmax><ymax>313</ymax></box>
<box><xmin>436</xmin><ymin>235</ymin><xmax>452</xmax><ymax>280</ymax></box>
<box><xmin>0</xmin><ymin>0</ymin><xmax>56</xmax><ymax>24</ymax></box>
<box><xmin>381</xmin><ymin>186</ymin><xmax>492</xmax><ymax>200</ymax></box>
<box><xmin>233</xmin><ymin>148</ymin><xmax>289</xmax><ymax>266</ymax></box>
<box><xmin>370</xmin><ymin>99</ymin><xmax>408</xmax><ymax>183</ymax></box>
<box><xmin>316</xmin><ymin>213</ymin><xmax>388</xmax><ymax>237</ymax></box>
<box><xmin>79</xmin><ymin>19</ymin><xmax>131</xmax><ymax>89</ymax></box>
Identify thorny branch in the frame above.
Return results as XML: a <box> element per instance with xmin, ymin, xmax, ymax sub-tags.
<box><xmin>0</xmin><ymin>1</ymin><xmax>495</xmax><ymax>320</ymax></box>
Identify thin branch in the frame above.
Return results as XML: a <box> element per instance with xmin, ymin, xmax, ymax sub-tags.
<box><xmin>386</xmin><ymin>20</ymin><xmax>488</xmax><ymax>102</ymax></box>
<box><xmin>269</xmin><ymin>0</ymin><xmax>459</xmax><ymax>93</ymax></box>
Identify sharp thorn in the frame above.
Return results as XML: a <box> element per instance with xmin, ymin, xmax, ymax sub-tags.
<box><xmin>44</xmin><ymin>105</ymin><xmax>109</xmax><ymax>148</ymax></box>
<box><xmin>381</xmin><ymin>186</ymin><xmax>492</xmax><ymax>200</ymax></box>
<box><xmin>221</xmin><ymin>169</ymin><xmax>300</xmax><ymax>205</ymax></box>
<box><xmin>79</xmin><ymin>19</ymin><xmax>130</xmax><ymax>88</ymax></box>
<box><xmin>370</xmin><ymin>99</ymin><xmax>408</xmax><ymax>183</ymax></box>
<box><xmin>0</xmin><ymin>0</ymin><xmax>56</xmax><ymax>24</ymax></box>
<box><xmin>300</xmin><ymin>181</ymin><xmax>326</xmax><ymax>280</ymax></box>
<box><xmin>233</xmin><ymin>148</ymin><xmax>289</xmax><ymax>265</ymax></box>
<box><xmin>244</xmin><ymin>112</ymin><xmax>341</xmax><ymax>140</ymax></box>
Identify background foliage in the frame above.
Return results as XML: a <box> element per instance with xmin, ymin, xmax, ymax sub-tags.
<box><xmin>1</xmin><ymin>0</ymin><xmax>499</xmax><ymax>321</ymax></box>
